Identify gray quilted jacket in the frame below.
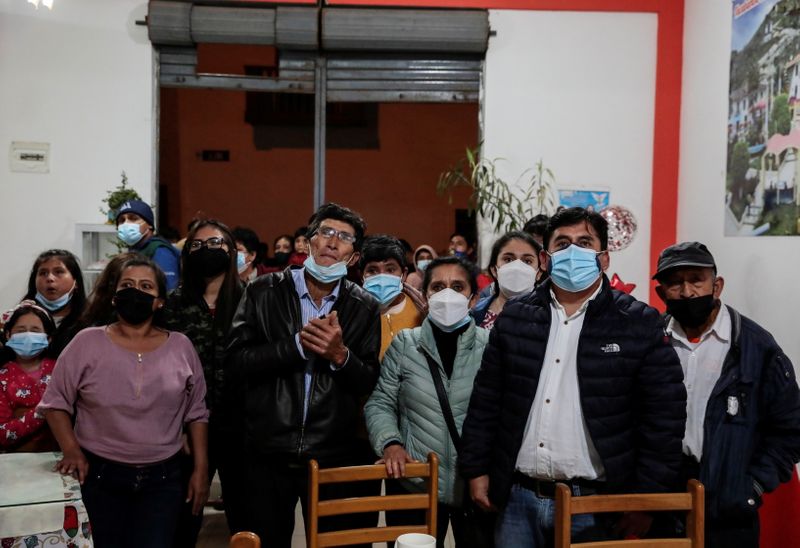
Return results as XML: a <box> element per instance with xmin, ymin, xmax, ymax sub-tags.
<box><xmin>365</xmin><ymin>318</ymin><xmax>489</xmax><ymax>505</ymax></box>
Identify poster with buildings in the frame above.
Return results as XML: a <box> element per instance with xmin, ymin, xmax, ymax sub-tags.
<box><xmin>727</xmin><ymin>0</ymin><xmax>800</xmax><ymax>236</ymax></box>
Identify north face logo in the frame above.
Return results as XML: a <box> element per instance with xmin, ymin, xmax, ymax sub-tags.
<box><xmin>601</xmin><ymin>343</ymin><xmax>620</xmax><ymax>353</ymax></box>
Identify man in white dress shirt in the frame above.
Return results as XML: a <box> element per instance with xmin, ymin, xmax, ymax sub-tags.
<box><xmin>654</xmin><ymin>241</ymin><xmax>800</xmax><ymax>548</ymax></box>
<box><xmin>460</xmin><ymin>207</ymin><xmax>687</xmax><ymax>547</ymax></box>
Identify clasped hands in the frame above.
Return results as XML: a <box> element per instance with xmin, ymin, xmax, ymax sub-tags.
<box><xmin>300</xmin><ymin>311</ymin><xmax>348</xmax><ymax>367</ymax></box>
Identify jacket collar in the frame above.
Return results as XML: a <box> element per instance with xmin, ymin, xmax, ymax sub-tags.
<box><xmin>417</xmin><ymin>317</ymin><xmax>477</xmax><ymax>366</ymax></box>
<box><xmin>529</xmin><ymin>275</ymin><xmax>613</xmax><ymax>318</ymax></box>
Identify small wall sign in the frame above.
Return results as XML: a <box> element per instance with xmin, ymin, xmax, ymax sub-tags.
<box><xmin>10</xmin><ymin>141</ymin><xmax>50</xmax><ymax>173</ymax></box>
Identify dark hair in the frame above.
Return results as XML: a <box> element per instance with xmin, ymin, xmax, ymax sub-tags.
<box><xmin>180</xmin><ymin>220</ymin><xmax>243</xmax><ymax>330</ymax></box>
<box><xmin>398</xmin><ymin>238</ymin><xmax>413</xmax><ymax>254</ymax></box>
<box><xmin>523</xmin><ymin>214</ymin><xmax>549</xmax><ymax>237</ymax></box>
<box><xmin>24</xmin><ymin>249</ymin><xmax>86</xmax><ymax>330</ymax></box>
<box><xmin>359</xmin><ymin>235</ymin><xmax>407</xmax><ymax>270</ymax></box>
<box><xmin>422</xmin><ymin>256</ymin><xmax>479</xmax><ymax>295</ymax></box>
<box><xmin>487</xmin><ymin>231</ymin><xmax>542</xmax><ymax>287</ymax></box>
<box><xmin>294</xmin><ymin>226</ymin><xmax>309</xmax><ymax>240</ymax></box>
<box><xmin>113</xmin><ymin>255</ymin><xmax>168</xmax><ymax>327</ymax></box>
<box><xmin>449</xmin><ymin>232</ymin><xmax>475</xmax><ymax>248</ymax></box>
<box><xmin>307</xmin><ymin>203</ymin><xmax>367</xmax><ymax>251</ymax></box>
<box><xmin>3</xmin><ymin>303</ymin><xmax>56</xmax><ymax>342</ymax></box>
<box><xmin>543</xmin><ymin>207</ymin><xmax>608</xmax><ymax>251</ymax></box>
<box><xmin>76</xmin><ymin>252</ymin><xmax>139</xmax><ymax>329</ymax></box>
<box><xmin>274</xmin><ymin>234</ymin><xmax>294</xmax><ymax>252</ymax></box>
<box><xmin>232</xmin><ymin>227</ymin><xmax>261</xmax><ymax>254</ymax></box>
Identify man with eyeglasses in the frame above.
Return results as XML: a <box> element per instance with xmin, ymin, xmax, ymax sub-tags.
<box><xmin>459</xmin><ymin>207</ymin><xmax>687</xmax><ymax>546</ymax></box>
<box><xmin>653</xmin><ymin>242</ymin><xmax>800</xmax><ymax>547</ymax></box>
<box><xmin>225</xmin><ymin>203</ymin><xmax>381</xmax><ymax>548</ymax></box>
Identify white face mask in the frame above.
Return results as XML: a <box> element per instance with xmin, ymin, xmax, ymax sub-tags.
<box><xmin>497</xmin><ymin>259</ymin><xmax>538</xmax><ymax>298</ymax></box>
<box><xmin>427</xmin><ymin>288</ymin><xmax>471</xmax><ymax>332</ymax></box>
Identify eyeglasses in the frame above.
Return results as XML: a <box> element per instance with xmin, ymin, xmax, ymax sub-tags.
<box><xmin>188</xmin><ymin>237</ymin><xmax>227</xmax><ymax>251</ymax></box>
<box><xmin>315</xmin><ymin>226</ymin><xmax>357</xmax><ymax>244</ymax></box>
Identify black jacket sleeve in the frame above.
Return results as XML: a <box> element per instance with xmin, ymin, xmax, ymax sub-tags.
<box><xmin>224</xmin><ymin>281</ymin><xmax>306</xmax><ymax>386</ymax></box>
<box><xmin>460</xmin><ymin>316</ymin><xmax>506</xmax><ymax>479</ymax></box>
<box><xmin>749</xmin><ymin>349</ymin><xmax>800</xmax><ymax>493</ymax></box>
<box><xmin>632</xmin><ymin>307</ymin><xmax>687</xmax><ymax>492</ymax></box>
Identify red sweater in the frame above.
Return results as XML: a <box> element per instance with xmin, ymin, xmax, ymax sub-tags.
<box><xmin>0</xmin><ymin>358</ymin><xmax>56</xmax><ymax>448</ymax></box>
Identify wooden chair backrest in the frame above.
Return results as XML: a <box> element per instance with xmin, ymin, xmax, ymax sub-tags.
<box><xmin>229</xmin><ymin>531</ymin><xmax>261</xmax><ymax>548</ymax></box>
<box><xmin>307</xmin><ymin>452</ymin><xmax>439</xmax><ymax>548</ymax></box>
<box><xmin>554</xmin><ymin>479</ymin><xmax>705</xmax><ymax>548</ymax></box>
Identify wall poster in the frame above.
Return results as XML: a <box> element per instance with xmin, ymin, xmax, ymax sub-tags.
<box><xmin>728</xmin><ymin>0</ymin><xmax>800</xmax><ymax>235</ymax></box>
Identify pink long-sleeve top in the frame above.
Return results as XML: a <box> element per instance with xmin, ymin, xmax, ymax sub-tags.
<box><xmin>0</xmin><ymin>358</ymin><xmax>56</xmax><ymax>448</ymax></box>
<box><xmin>38</xmin><ymin>326</ymin><xmax>209</xmax><ymax>464</ymax></box>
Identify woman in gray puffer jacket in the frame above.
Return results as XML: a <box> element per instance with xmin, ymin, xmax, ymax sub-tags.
<box><xmin>365</xmin><ymin>256</ymin><xmax>493</xmax><ymax>547</ymax></box>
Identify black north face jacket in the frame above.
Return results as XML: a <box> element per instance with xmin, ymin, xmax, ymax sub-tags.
<box><xmin>460</xmin><ymin>277</ymin><xmax>687</xmax><ymax>509</ymax></box>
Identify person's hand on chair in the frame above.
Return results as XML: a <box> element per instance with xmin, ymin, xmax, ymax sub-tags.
<box><xmin>377</xmin><ymin>444</ymin><xmax>417</xmax><ymax>478</ymax></box>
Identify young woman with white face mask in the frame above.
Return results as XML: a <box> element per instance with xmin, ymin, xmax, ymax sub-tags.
<box><xmin>365</xmin><ymin>256</ymin><xmax>495</xmax><ymax>548</ymax></box>
<box><xmin>471</xmin><ymin>231</ymin><xmax>541</xmax><ymax>330</ymax></box>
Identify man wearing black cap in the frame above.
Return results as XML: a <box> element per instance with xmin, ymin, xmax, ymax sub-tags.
<box><xmin>116</xmin><ymin>199</ymin><xmax>180</xmax><ymax>291</ymax></box>
<box><xmin>654</xmin><ymin>241</ymin><xmax>800</xmax><ymax>547</ymax></box>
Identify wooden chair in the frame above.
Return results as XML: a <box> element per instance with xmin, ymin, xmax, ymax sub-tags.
<box><xmin>229</xmin><ymin>531</ymin><xmax>261</xmax><ymax>548</ymax></box>
<box><xmin>307</xmin><ymin>452</ymin><xmax>439</xmax><ymax>548</ymax></box>
<box><xmin>555</xmin><ymin>479</ymin><xmax>705</xmax><ymax>548</ymax></box>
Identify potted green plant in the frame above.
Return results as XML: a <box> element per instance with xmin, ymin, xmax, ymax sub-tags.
<box><xmin>100</xmin><ymin>171</ymin><xmax>141</xmax><ymax>224</ymax></box>
<box><xmin>437</xmin><ymin>146</ymin><xmax>556</xmax><ymax>233</ymax></box>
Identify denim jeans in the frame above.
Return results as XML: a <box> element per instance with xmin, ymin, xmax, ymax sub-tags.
<box><xmin>81</xmin><ymin>449</ymin><xmax>184</xmax><ymax>548</ymax></box>
<box><xmin>495</xmin><ymin>483</ymin><xmax>604</xmax><ymax>548</ymax></box>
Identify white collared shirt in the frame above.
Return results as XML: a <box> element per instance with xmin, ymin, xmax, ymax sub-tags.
<box><xmin>667</xmin><ymin>302</ymin><xmax>731</xmax><ymax>460</ymax></box>
<box><xmin>515</xmin><ymin>285</ymin><xmax>606</xmax><ymax>481</ymax></box>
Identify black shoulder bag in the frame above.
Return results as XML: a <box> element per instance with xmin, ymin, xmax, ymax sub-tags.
<box><xmin>422</xmin><ymin>351</ymin><xmax>495</xmax><ymax>548</ymax></box>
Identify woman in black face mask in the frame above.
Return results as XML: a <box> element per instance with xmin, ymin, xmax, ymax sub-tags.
<box><xmin>39</xmin><ymin>256</ymin><xmax>210</xmax><ymax>548</ymax></box>
<box><xmin>162</xmin><ymin>219</ymin><xmax>244</xmax><ymax>545</ymax></box>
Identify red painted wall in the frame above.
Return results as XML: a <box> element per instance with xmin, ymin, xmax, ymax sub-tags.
<box><xmin>159</xmin><ymin>45</ymin><xmax>476</xmax><ymax>252</ymax></box>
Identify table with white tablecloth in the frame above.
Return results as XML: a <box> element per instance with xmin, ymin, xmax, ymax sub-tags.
<box><xmin>0</xmin><ymin>452</ymin><xmax>92</xmax><ymax>547</ymax></box>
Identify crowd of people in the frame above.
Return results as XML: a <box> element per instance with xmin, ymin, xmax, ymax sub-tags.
<box><xmin>1</xmin><ymin>200</ymin><xmax>799</xmax><ymax>548</ymax></box>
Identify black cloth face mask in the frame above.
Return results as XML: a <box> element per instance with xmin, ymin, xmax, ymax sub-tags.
<box><xmin>114</xmin><ymin>287</ymin><xmax>157</xmax><ymax>325</ymax></box>
<box><xmin>187</xmin><ymin>247</ymin><xmax>230</xmax><ymax>278</ymax></box>
<box><xmin>666</xmin><ymin>294</ymin><xmax>716</xmax><ymax>329</ymax></box>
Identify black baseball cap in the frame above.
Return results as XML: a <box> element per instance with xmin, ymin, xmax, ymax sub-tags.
<box><xmin>652</xmin><ymin>241</ymin><xmax>716</xmax><ymax>280</ymax></box>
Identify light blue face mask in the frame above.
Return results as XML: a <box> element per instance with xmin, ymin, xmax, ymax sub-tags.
<box><xmin>304</xmin><ymin>254</ymin><xmax>350</xmax><ymax>284</ymax></box>
<box><xmin>237</xmin><ymin>251</ymin><xmax>249</xmax><ymax>274</ymax></box>
<box><xmin>117</xmin><ymin>222</ymin><xmax>144</xmax><ymax>246</ymax></box>
<box><xmin>548</xmin><ymin>244</ymin><xmax>603</xmax><ymax>293</ymax></box>
<box><xmin>6</xmin><ymin>332</ymin><xmax>49</xmax><ymax>359</ymax></box>
<box><xmin>363</xmin><ymin>274</ymin><xmax>403</xmax><ymax>306</ymax></box>
<box><xmin>35</xmin><ymin>289</ymin><xmax>72</xmax><ymax>312</ymax></box>
<box><xmin>416</xmin><ymin>259</ymin><xmax>432</xmax><ymax>272</ymax></box>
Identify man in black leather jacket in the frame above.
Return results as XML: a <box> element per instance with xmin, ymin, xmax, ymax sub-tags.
<box><xmin>654</xmin><ymin>241</ymin><xmax>800</xmax><ymax>548</ymax></box>
<box><xmin>224</xmin><ymin>203</ymin><xmax>380</xmax><ymax>547</ymax></box>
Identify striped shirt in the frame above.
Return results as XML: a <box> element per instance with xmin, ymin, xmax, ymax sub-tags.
<box><xmin>292</xmin><ymin>268</ymin><xmax>341</xmax><ymax>421</ymax></box>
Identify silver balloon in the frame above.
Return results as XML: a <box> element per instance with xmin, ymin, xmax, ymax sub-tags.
<box><xmin>600</xmin><ymin>205</ymin><xmax>638</xmax><ymax>251</ymax></box>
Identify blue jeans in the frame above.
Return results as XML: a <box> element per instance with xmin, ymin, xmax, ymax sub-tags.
<box><xmin>81</xmin><ymin>449</ymin><xmax>184</xmax><ymax>548</ymax></box>
<box><xmin>495</xmin><ymin>484</ymin><xmax>604</xmax><ymax>548</ymax></box>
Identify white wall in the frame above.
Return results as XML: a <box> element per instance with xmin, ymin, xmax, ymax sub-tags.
<box><xmin>0</xmin><ymin>0</ymin><xmax>152</xmax><ymax>309</ymax></box>
<box><xmin>482</xmin><ymin>10</ymin><xmax>658</xmax><ymax>301</ymax></box>
<box><xmin>681</xmin><ymin>0</ymin><xmax>800</xmax><ymax>368</ymax></box>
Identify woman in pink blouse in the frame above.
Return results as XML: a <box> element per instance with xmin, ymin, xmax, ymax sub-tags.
<box><xmin>39</xmin><ymin>256</ymin><xmax>210</xmax><ymax>548</ymax></box>
<box><xmin>0</xmin><ymin>300</ymin><xmax>58</xmax><ymax>451</ymax></box>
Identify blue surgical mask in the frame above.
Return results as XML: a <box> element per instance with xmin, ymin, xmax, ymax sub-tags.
<box><xmin>304</xmin><ymin>254</ymin><xmax>350</xmax><ymax>284</ymax></box>
<box><xmin>117</xmin><ymin>222</ymin><xmax>144</xmax><ymax>246</ymax></box>
<box><xmin>35</xmin><ymin>289</ymin><xmax>73</xmax><ymax>312</ymax></box>
<box><xmin>416</xmin><ymin>259</ymin><xmax>432</xmax><ymax>272</ymax></box>
<box><xmin>363</xmin><ymin>274</ymin><xmax>403</xmax><ymax>306</ymax></box>
<box><xmin>548</xmin><ymin>244</ymin><xmax>603</xmax><ymax>293</ymax></box>
<box><xmin>237</xmin><ymin>251</ymin><xmax>249</xmax><ymax>274</ymax></box>
<box><xmin>453</xmin><ymin>250</ymin><xmax>467</xmax><ymax>259</ymax></box>
<box><xmin>6</xmin><ymin>332</ymin><xmax>49</xmax><ymax>359</ymax></box>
